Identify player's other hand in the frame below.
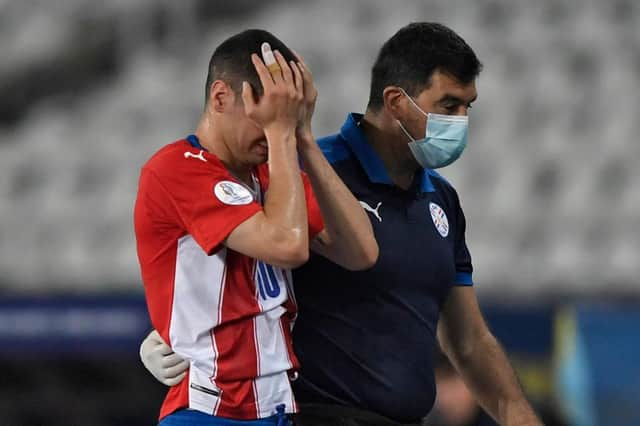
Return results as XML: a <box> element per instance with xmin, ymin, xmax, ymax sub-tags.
<box><xmin>139</xmin><ymin>329</ymin><xmax>188</xmax><ymax>387</ymax></box>
<box><xmin>293</xmin><ymin>52</ymin><xmax>317</xmax><ymax>140</ymax></box>
<box><xmin>242</xmin><ymin>43</ymin><xmax>304</xmax><ymax>136</ymax></box>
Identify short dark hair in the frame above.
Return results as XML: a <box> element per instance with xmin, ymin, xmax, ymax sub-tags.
<box><xmin>204</xmin><ymin>29</ymin><xmax>296</xmax><ymax>105</ymax></box>
<box><xmin>367</xmin><ymin>23</ymin><xmax>482</xmax><ymax>111</ymax></box>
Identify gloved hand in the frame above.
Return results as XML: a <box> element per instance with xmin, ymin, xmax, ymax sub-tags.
<box><xmin>139</xmin><ymin>329</ymin><xmax>189</xmax><ymax>386</ymax></box>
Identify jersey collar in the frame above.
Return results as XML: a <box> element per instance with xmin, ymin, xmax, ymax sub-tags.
<box><xmin>186</xmin><ymin>134</ymin><xmax>207</xmax><ymax>151</ymax></box>
<box><xmin>339</xmin><ymin>113</ymin><xmax>435</xmax><ymax>193</ymax></box>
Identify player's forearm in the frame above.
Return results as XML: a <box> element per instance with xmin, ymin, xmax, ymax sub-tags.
<box><xmin>297</xmin><ymin>132</ymin><xmax>378</xmax><ymax>270</ymax></box>
<box><xmin>263</xmin><ymin>128</ymin><xmax>309</xmax><ymax>257</ymax></box>
<box><xmin>446</xmin><ymin>331</ymin><xmax>542</xmax><ymax>426</ymax></box>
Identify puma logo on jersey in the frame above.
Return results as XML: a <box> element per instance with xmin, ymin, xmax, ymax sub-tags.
<box><xmin>184</xmin><ymin>150</ymin><xmax>207</xmax><ymax>162</ymax></box>
<box><xmin>359</xmin><ymin>201</ymin><xmax>382</xmax><ymax>222</ymax></box>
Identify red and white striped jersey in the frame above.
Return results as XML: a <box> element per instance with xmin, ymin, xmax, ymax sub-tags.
<box><xmin>134</xmin><ymin>137</ymin><xmax>324</xmax><ymax>421</ymax></box>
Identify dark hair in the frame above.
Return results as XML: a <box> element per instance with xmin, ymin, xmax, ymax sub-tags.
<box><xmin>367</xmin><ymin>22</ymin><xmax>482</xmax><ymax>111</ymax></box>
<box><xmin>204</xmin><ymin>29</ymin><xmax>296</xmax><ymax>105</ymax></box>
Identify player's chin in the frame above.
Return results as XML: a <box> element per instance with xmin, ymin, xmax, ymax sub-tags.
<box><xmin>254</xmin><ymin>152</ymin><xmax>268</xmax><ymax>164</ymax></box>
<box><xmin>252</xmin><ymin>141</ymin><xmax>268</xmax><ymax>162</ymax></box>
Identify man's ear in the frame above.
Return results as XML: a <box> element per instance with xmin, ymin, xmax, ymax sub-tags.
<box><xmin>382</xmin><ymin>86</ymin><xmax>407</xmax><ymax>120</ymax></box>
<box><xmin>208</xmin><ymin>80</ymin><xmax>235</xmax><ymax>113</ymax></box>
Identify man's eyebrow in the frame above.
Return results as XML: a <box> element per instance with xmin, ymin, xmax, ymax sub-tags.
<box><xmin>437</xmin><ymin>94</ymin><xmax>478</xmax><ymax>105</ymax></box>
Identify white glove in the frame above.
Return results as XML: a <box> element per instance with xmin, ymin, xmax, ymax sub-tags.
<box><xmin>139</xmin><ymin>329</ymin><xmax>189</xmax><ymax>386</ymax></box>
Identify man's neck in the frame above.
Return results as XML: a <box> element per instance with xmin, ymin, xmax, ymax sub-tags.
<box><xmin>361</xmin><ymin>110</ymin><xmax>420</xmax><ymax>190</ymax></box>
<box><xmin>194</xmin><ymin>114</ymin><xmax>254</xmax><ymax>185</ymax></box>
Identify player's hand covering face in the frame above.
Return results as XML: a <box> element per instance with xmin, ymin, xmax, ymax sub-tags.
<box><xmin>241</xmin><ymin>42</ymin><xmax>305</xmax><ymax>135</ymax></box>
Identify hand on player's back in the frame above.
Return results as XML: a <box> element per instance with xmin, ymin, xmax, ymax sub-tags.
<box><xmin>140</xmin><ymin>330</ymin><xmax>188</xmax><ymax>387</ymax></box>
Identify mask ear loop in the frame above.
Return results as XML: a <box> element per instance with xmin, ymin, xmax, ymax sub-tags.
<box><xmin>396</xmin><ymin>87</ymin><xmax>426</xmax><ymax>142</ymax></box>
<box><xmin>396</xmin><ymin>119</ymin><xmax>417</xmax><ymax>142</ymax></box>
<box><xmin>398</xmin><ymin>87</ymin><xmax>428</xmax><ymax>117</ymax></box>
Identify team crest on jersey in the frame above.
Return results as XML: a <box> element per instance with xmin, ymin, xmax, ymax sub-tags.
<box><xmin>214</xmin><ymin>181</ymin><xmax>253</xmax><ymax>205</ymax></box>
<box><xmin>429</xmin><ymin>202</ymin><xmax>449</xmax><ymax>238</ymax></box>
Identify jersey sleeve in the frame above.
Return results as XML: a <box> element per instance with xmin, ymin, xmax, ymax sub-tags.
<box><xmin>302</xmin><ymin>171</ymin><xmax>325</xmax><ymax>239</ymax></box>
<box><xmin>144</xmin><ymin>163</ymin><xmax>262</xmax><ymax>255</ymax></box>
<box><xmin>453</xmin><ymin>198</ymin><xmax>474</xmax><ymax>286</ymax></box>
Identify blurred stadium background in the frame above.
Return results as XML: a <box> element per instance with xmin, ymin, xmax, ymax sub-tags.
<box><xmin>0</xmin><ymin>0</ymin><xmax>638</xmax><ymax>425</ymax></box>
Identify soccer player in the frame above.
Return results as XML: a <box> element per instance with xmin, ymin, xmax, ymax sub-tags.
<box><xmin>134</xmin><ymin>29</ymin><xmax>377</xmax><ymax>425</ymax></box>
<box><xmin>141</xmin><ymin>23</ymin><xmax>542</xmax><ymax>425</ymax></box>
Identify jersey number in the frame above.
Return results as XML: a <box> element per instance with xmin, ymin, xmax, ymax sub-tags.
<box><xmin>256</xmin><ymin>261</ymin><xmax>281</xmax><ymax>300</ymax></box>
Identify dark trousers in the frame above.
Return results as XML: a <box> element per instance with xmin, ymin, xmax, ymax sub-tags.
<box><xmin>294</xmin><ymin>403</ymin><xmax>421</xmax><ymax>426</ymax></box>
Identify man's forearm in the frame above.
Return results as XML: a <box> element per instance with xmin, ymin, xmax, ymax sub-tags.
<box><xmin>263</xmin><ymin>128</ymin><xmax>308</xmax><ymax>250</ymax></box>
<box><xmin>446</xmin><ymin>331</ymin><xmax>542</xmax><ymax>425</ymax></box>
<box><xmin>297</xmin><ymin>131</ymin><xmax>377</xmax><ymax>269</ymax></box>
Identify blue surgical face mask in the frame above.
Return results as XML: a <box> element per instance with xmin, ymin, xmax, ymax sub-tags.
<box><xmin>396</xmin><ymin>88</ymin><xmax>469</xmax><ymax>169</ymax></box>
